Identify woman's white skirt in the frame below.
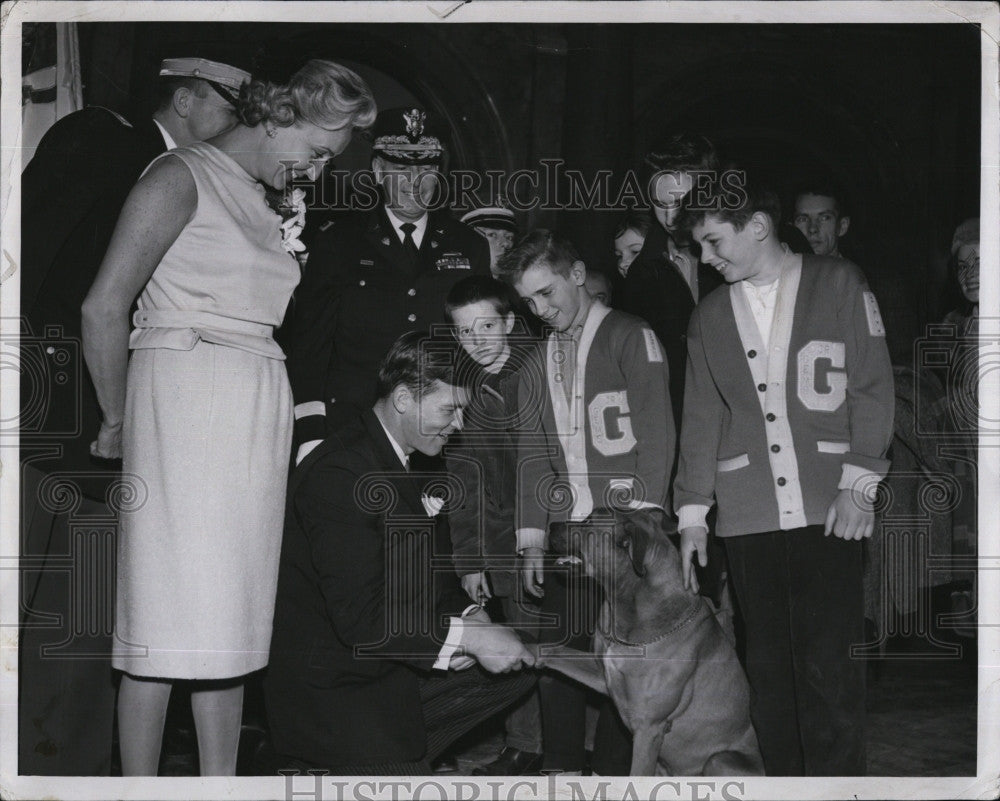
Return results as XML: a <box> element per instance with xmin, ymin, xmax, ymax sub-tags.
<box><xmin>112</xmin><ymin>341</ymin><xmax>293</xmax><ymax>679</ymax></box>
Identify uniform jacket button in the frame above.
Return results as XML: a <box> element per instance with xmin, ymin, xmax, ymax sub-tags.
<box><xmin>407</xmin><ymin>313</ymin><xmax>417</xmax><ymax>322</ymax></box>
<box><xmin>359</xmin><ymin>279</ymin><xmax>366</xmax><ymax>287</ymax></box>
<box><xmin>408</xmin><ymin>288</ymin><xmax>417</xmax><ymax>296</ymax></box>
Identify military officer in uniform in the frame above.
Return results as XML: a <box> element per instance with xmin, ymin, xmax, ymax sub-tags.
<box><xmin>286</xmin><ymin>106</ymin><xmax>491</xmax><ymax>464</ymax></box>
<box><xmin>19</xmin><ymin>55</ymin><xmax>250</xmax><ymax>776</ymax></box>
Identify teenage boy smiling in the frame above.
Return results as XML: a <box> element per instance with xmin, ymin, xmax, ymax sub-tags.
<box><xmin>674</xmin><ymin>181</ymin><xmax>893</xmax><ymax>776</ymax></box>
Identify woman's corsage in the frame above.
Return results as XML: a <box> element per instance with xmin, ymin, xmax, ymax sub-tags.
<box><xmin>278</xmin><ymin>187</ymin><xmax>308</xmax><ymax>262</ymax></box>
<box><xmin>265</xmin><ymin>186</ymin><xmax>308</xmax><ymax>267</ymax></box>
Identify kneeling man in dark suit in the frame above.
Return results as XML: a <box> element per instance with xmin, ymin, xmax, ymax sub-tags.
<box><xmin>266</xmin><ymin>331</ymin><xmax>537</xmax><ymax>774</ymax></box>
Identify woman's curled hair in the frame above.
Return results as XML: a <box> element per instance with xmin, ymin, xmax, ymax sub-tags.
<box><xmin>237</xmin><ymin>59</ymin><xmax>377</xmax><ymax>131</ymax></box>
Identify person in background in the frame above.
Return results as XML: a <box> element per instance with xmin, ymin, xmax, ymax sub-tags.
<box><xmin>19</xmin><ymin>54</ymin><xmax>250</xmax><ymax>777</ymax></box>
<box><xmin>461</xmin><ymin>201</ymin><xmax>517</xmax><ymax>277</ymax></box>
<box><xmin>498</xmin><ymin>230</ymin><xmax>675</xmax><ymax>776</ymax></box>
<box><xmin>443</xmin><ymin>276</ymin><xmax>545</xmax><ymax>775</ymax></box>
<box><xmin>944</xmin><ymin>217</ymin><xmax>980</xmax><ymax>338</ymax></box>
<box><xmin>82</xmin><ymin>59</ymin><xmax>376</xmax><ymax>776</ymax></box>
<box><xmin>940</xmin><ymin>217</ymin><xmax>980</xmax><ymax>625</ymax></box>
<box><xmin>584</xmin><ymin>268</ymin><xmax>613</xmax><ymax>307</ymax></box>
<box><xmin>674</xmin><ymin>178</ymin><xmax>893</xmax><ymax>776</ymax></box>
<box><xmin>621</xmin><ymin>133</ymin><xmax>725</xmax><ymax>430</ymax></box>
<box><xmin>266</xmin><ymin>331</ymin><xmax>536</xmax><ymax>774</ymax></box>
<box><xmin>284</xmin><ymin>106</ymin><xmax>490</xmax><ymax>465</ymax></box>
<box><xmin>612</xmin><ymin>209</ymin><xmax>653</xmax><ymax>279</ymax></box>
<box><xmin>792</xmin><ymin>180</ymin><xmax>852</xmax><ymax>259</ymax></box>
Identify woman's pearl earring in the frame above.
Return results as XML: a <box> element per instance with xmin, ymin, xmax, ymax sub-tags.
<box><xmin>265</xmin><ymin>125</ymin><xmax>277</xmax><ymax>138</ymax></box>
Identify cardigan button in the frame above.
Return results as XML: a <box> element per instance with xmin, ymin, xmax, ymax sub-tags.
<box><xmin>771</xmin><ymin>444</ymin><xmax>781</xmax><ymax>453</ymax></box>
<box><xmin>757</xmin><ymin>383</ymin><xmax>767</xmax><ymax>392</ymax></box>
<box><xmin>776</xmin><ymin>477</ymin><xmax>787</xmax><ymax>486</ymax></box>
<box><xmin>748</xmin><ymin>349</ymin><xmax>757</xmax><ymax>358</ymax></box>
<box><xmin>766</xmin><ymin>413</ymin><xmax>776</xmax><ymax>422</ymax></box>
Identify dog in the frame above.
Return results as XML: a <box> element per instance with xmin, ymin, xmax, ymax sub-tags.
<box><xmin>540</xmin><ymin>507</ymin><xmax>764</xmax><ymax>776</ymax></box>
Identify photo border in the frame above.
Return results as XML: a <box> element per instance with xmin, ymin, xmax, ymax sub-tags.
<box><xmin>2</xmin><ymin>2</ymin><xmax>998</xmax><ymax>799</ymax></box>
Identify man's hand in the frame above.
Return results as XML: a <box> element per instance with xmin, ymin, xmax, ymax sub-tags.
<box><xmin>521</xmin><ymin>547</ymin><xmax>545</xmax><ymax>598</ymax></box>
<box><xmin>679</xmin><ymin>526</ymin><xmax>709</xmax><ymax>594</ymax></box>
<box><xmin>824</xmin><ymin>488</ymin><xmax>875</xmax><ymax>540</ymax></box>
<box><xmin>90</xmin><ymin>420</ymin><xmax>123</xmax><ymax>460</ymax></box>
<box><xmin>461</xmin><ymin>621</ymin><xmax>537</xmax><ymax>673</ymax></box>
<box><xmin>461</xmin><ymin>571</ymin><xmax>492</xmax><ymax>604</ymax></box>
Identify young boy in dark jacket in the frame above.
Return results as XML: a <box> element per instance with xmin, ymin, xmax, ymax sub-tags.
<box><xmin>444</xmin><ymin>276</ymin><xmax>543</xmax><ymax>775</ymax></box>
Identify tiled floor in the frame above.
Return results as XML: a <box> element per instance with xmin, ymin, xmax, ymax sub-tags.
<box><xmin>146</xmin><ymin>625</ymin><xmax>978</xmax><ymax>778</ymax></box>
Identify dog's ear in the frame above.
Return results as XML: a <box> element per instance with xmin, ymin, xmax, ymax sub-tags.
<box><xmin>620</xmin><ymin>517</ymin><xmax>649</xmax><ymax>577</ymax></box>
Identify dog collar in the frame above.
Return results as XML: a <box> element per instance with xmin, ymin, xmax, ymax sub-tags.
<box><xmin>600</xmin><ymin>596</ymin><xmax>706</xmax><ymax>648</ymax></box>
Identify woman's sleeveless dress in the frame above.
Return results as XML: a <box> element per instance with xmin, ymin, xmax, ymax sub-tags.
<box><xmin>112</xmin><ymin>142</ymin><xmax>300</xmax><ymax>679</ymax></box>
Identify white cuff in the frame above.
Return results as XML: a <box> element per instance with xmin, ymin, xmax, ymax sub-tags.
<box><xmin>838</xmin><ymin>464</ymin><xmax>881</xmax><ymax>502</ymax></box>
<box><xmin>295</xmin><ymin>439</ymin><xmax>322</xmax><ymax>465</ymax></box>
<box><xmin>677</xmin><ymin>504</ymin><xmax>711</xmax><ymax>531</ymax></box>
<box><xmin>515</xmin><ymin>527</ymin><xmax>547</xmax><ymax>554</ymax></box>
<box><xmin>433</xmin><ymin>617</ymin><xmax>464</xmax><ymax>670</ymax></box>
<box><xmin>294</xmin><ymin>400</ymin><xmax>327</xmax><ymax>420</ymax></box>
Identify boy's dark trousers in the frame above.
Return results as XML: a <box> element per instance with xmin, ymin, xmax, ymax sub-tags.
<box><xmin>536</xmin><ymin>560</ymin><xmax>631</xmax><ymax>774</ymax></box>
<box><xmin>489</xmin><ymin>572</ymin><xmax>544</xmax><ymax>754</ymax></box>
<box><xmin>724</xmin><ymin>524</ymin><xmax>866</xmax><ymax>776</ymax></box>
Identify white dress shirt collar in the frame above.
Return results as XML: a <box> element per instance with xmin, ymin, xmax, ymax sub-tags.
<box><xmin>374</xmin><ymin>411</ymin><xmax>410</xmax><ymax>470</ymax></box>
<box><xmin>153</xmin><ymin>119</ymin><xmax>178</xmax><ymax>151</ymax></box>
<box><xmin>385</xmin><ymin>207</ymin><xmax>428</xmax><ymax>249</ymax></box>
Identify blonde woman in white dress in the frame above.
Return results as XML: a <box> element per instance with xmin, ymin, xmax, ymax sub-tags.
<box><xmin>82</xmin><ymin>59</ymin><xmax>375</xmax><ymax>776</ymax></box>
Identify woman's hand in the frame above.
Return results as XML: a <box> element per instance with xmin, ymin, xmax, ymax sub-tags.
<box><xmin>90</xmin><ymin>420</ymin><xmax>124</xmax><ymax>460</ymax></box>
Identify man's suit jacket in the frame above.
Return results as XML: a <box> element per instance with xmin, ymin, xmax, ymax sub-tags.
<box><xmin>20</xmin><ymin>108</ymin><xmax>166</xmax><ymax>491</ymax></box>
<box><xmin>620</xmin><ymin>223</ymin><xmax>723</xmax><ymax>431</ymax></box>
<box><xmin>265</xmin><ymin>410</ymin><xmax>470</xmax><ymax>767</ymax></box>
<box><xmin>284</xmin><ymin>207</ymin><xmax>490</xmax><ymax>446</ymax></box>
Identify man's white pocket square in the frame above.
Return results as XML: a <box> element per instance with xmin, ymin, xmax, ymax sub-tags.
<box><xmin>421</xmin><ymin>493</ymin><xmax>445</xmax><ymax>517</ymax></box>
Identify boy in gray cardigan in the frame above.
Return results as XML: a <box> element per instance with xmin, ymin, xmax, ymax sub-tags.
<box><xmin>674</xmin><ymin>180</ymin><xmax>893</xmax><ymax>776</ymax></box>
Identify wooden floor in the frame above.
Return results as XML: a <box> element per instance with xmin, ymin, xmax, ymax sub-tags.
<box><xmin>145</xmin><ymin>623</ymin><xmax>978</xmax><ymax>778</ymax></box>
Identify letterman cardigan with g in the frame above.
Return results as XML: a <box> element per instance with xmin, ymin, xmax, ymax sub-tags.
<box><xmin>514</xmin><ymin>302</ymin><xmax>675</xmax><ymax>551</ymax></box>
<box><xmin>674</xmin><ymin>253</ymin><xmax>894</xmax><ymax>538</ymax></box>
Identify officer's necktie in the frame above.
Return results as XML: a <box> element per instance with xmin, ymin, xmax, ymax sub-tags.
<box><xmin>400</xmin><ymin>222</ymin><xmax>420</xmax><ymax>270</ymax></box>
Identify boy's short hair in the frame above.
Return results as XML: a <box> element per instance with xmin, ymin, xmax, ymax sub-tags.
<box><xmin>642</xmin><ymin>133</ymin><xmax>720</xmax><ymax>187</ymax></box>
<box><xmin>444</xmin><ymin>275</ymin><xmax>514</xmax><ymax>323</ymax></box>
<box><xmin>677</xmin><ymin>176</ymin><xmax>782</xmax><ymax>236</ymax></box>
<box><xmin>376</xmin><ymin>330</ymin><xmax>476</xmax><ymax>399</ymax></box>
<box><xmin>495</xmin><ymin>229</ymin><xmax>580</xmax><ymax>285</ymax></box>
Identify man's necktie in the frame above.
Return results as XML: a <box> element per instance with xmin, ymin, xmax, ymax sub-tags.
<box><xmin>400</xmin><ymin>222</ymin><xmax>420</xmax><ymax>270</ymax></box>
